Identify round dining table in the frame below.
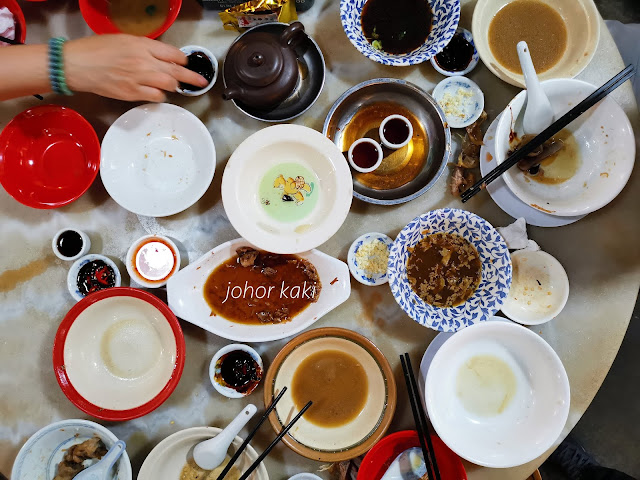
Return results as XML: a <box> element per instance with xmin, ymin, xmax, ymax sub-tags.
<box><xmin>0</xmin><ymin>0</ymin><xmax>638</xmax><ymax>479</ymax></box>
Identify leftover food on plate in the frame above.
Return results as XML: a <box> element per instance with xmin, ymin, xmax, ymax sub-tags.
<box><xmin>488</xmin><ymin>0</ymin><xmax>567</xmax><ymax>74</ymax></box>
<box><xmin>214</xmin><ymin>349</ymin><xmax>262</xmax><ymax>395</ymax></box>
<box><xmin>434</xmin><ymin>31</ymin><xmax>475</xmax><ymax>72</ymax></box>
<box><xmin>204</xmin><ymin>247</ymin><xmax>322</xmax><ymax>324</ymax></box>
<box><xmin>355</xmin><ymin>238</ymin><xmax>389</xmax><ymax>275</ymax></box>
<box><xmin>361</xmin><ymin>0</ymin><xmax>432</xmax><ymax>54</ymax></box>
<box><xmin>77</xmin><ymin>259</ymin><xmax>117</xmax><ymax>296</ymax></box>
<box><xmin>406</xmin><ymin>232</ymin><xmax>481</xmax><ymax>308</ymax></box>
<box><xmin>450</xmin><ymin>110</ymin><xmax>487</xmax><ymax>196</ymax></box>
<box><xmin>291</xmin><ymin>349</ymin><xmax>369</xmax><ymax>427</ymax></box>
<box><xmin>180</xmin><ymin>456</ymin><xmax>240</xmax><ymax>480</ymax></box>
<box><xmin>54</xmin><ymin>437</ymin><xmax>107</xmax><ymax>480</ymax></box>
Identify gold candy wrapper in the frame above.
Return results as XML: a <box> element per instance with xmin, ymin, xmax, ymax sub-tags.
<box><xmin>219</xmin><ymin>0</ymin><xmax>297</xmax><ymax>32</ymax></box>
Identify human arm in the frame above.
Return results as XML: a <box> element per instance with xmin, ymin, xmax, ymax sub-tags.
<box><xmin>0</xmin><ymin>34</ymin><xmax>209</xmax><ymax>102</ymax></box>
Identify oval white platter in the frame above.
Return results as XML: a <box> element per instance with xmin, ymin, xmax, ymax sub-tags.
<box><xmin>166</xmin><ymin>238</ymin><xmax>351</xmax><ymax>342</ymax></box>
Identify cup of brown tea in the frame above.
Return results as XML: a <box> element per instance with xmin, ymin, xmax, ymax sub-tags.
<box><xmin>379</xmin><ymin>114</ymin><xmax>413</xmax><ymax>149</ymax></box>
<box><xmin>348</xmin><ymin>138</ymin><xmax>383</xmax><ymax>173</ymax></box>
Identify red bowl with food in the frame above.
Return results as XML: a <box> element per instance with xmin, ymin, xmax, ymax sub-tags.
<box><xmin>79</xmin><ymin>0</ymin><xmax>182</xmax><ymax>39</ymax></box>
<box><xmin>0</xmin><ymin>105</ymin><xmax>100</xmax><ymax>209</ymax></box>
<box><xmin>53</xmin><ymin>287</ymin><xmax>186</xmax><ymax>421</ymax></box>
<box><xmin>358</xmin><ymin>430</ymin><xmax>467</xmax><ymax>480</ymax></box>
<box><xmin>1</xmin><ymin>0</ymin><xmax>26</xmax><ymax>43</ymax></box>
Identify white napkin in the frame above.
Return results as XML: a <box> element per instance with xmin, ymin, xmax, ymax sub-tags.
<box><xmin>497</xmin><ymin>217</ymin><xmax>540</xmax><ymax>252</ymax></box>
<box><xmin>0</xmin><ymin>7</ymin><xmax>16</xmax><ymax>44</ymax></box>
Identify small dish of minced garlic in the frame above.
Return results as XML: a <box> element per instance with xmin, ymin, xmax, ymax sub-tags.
<box><xmin>348</xmin><ymin>232</ymin><xmax>393</xmax><ymax>286</ymax></box>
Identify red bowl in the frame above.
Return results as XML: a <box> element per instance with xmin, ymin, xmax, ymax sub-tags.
<box><xmin>53</xmin><ymin>287</ymin><xmax>186</xmax><ymax>421</ymax></box>
<box><xmin>358</xmin><ymin>430</ymin><xmax>467</xmax><ymax>480</ymax></box>
<box><xmin>0</xmin><ymin>105</ymin><xmax>100</xmax><ymax>209</ymax></box>
<box><xmin>1</xmin><ymin>0</ymin><xmax>27</xmax><ymax>43</ymax></box>
<box><xmin>79</xmin><ymin>0</ymin><xmax>182</xmax><ymax>39</ymax></box>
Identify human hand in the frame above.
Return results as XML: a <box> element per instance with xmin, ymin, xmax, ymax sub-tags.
<box><xmin>64</xmin><ymin>34</ymin><xmax>209</xmax><ymax>102</ymax></box>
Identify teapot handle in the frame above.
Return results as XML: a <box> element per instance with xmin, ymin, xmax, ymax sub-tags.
<box><xmin>280</xmin><ymin>22</ymin><xmax>306</xmax><ymax>49</ymax></box>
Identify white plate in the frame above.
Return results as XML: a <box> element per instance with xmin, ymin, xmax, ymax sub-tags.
<box><xmin>222</xmin><ymin>125</ymin><xmax>352</xmax><ymax>254</ymax></box>
<box><xmin>425</xmin><ymin>321</ymin><xmax>570</xmax><ymax>468</ymax></box>
<box><xmin>101</xmin><ymin>103</ymin><xmax>216</xmax><ymax>217</ymax></box>
<box><xmin>166</xmin><ymin>238</ymin><xmax>351</xmax><ymax>342</ymax></box>
<box><xmin>432</xmin><ymin>76</ymin><xmax>484</xmax><ymax>128</ymax></box>
<box><xmin>64</xmin><ymin>296</ymin><xmax>178</xmax><ymax>410</ymax></box>
<box><xmin>11</xmin><ymin>419</ymin><xmax>132</xmax><ymax>480</ymax></box>
<box><xmin>138</xmin><ymin>426</ymin><xmax>268</xmax><ymax>480</ymax></box>
<box><xmin>501</xmin><ymin>250</ymin><xmax>570</xmax><ymax>325</ymax></box>
<box><xmin>480</xmin><ymin>114</ymin><xmax>586</xmax><ymax>227</ymax></box>
<box><xmin>347</xmin><ymin>232</ymin><xmax>392</xmax><ymax>286</ymax></box>
<box><xmin>495</xmin><ymin>79</ymin><xmax>635</xmax><ymax>216</ymax></box>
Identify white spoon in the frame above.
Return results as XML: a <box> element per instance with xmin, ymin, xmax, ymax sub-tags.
<box><xmin>73</xmin><ymin>440</ymin><xmax>126</xmax><ymax>480</ymax></box>
<box><xmin>193</xmin><ymin>404</ymin><xmax>258</xmax><ymax>470</ymax></box>
<box><xmin>517</xmin><ymin>41</ymin><xmax>554</xmax><ymax>135</ymax></box>
<box><xmin>380</xmin><ymin>447</ymin><xmax>427</xmax><ymax>480</ymax></box>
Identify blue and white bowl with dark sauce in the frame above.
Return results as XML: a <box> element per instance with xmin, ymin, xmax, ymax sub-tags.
<box><xmin>388</xmin><ymin>208</ymin><xmax>512</xmax><ymax>332</ymax></box>
<box><xmin>340</xmin><ymin>0</ymin><xmax>461</xmax><ymax>66</ymax></box>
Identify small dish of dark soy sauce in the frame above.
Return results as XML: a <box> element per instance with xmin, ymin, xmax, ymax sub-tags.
<box><xmin>431</xmin><ymin>28</ymin><xmax>479</xmax><ymax>76</ymax></box>
<box><xmin>177</xmin><ymin>45</ymin><xmax>218</xmax><ymax>96</ymax></box>
<box><xmin>52</xmin><ymin>228</ymin><xmax>91</xmax><ymax>261</ymax></box>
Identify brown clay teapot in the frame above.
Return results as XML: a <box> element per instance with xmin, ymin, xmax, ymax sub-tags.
<box><xmin>222</xmin><ymin>22</ymin><xmax>307</xmax><ymax>109</ymax></box>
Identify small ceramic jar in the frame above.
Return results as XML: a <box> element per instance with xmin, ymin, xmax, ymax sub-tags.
<box><xmin>52</xmin><ymin>228</ymin><xmax>91</xmax><ymax>261</ymax></box>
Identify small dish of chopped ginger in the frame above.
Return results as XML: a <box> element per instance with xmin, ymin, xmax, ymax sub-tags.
<box><xmin>348</xmin><ymin>232</ymin><xmax>393</xmax><ymax>286</ymax></box>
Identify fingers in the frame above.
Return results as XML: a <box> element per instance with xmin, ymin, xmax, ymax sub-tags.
<box><xmin>147</xmin><ymin>39</ymin><xmax>188</xmax><ymax>65</ymax></box>
<box><xmin>164</xmin><ymin>62</ymin><xmax>209</xmax><ymax>89</ymax></box>
<box><xmin>142</xmin><ymin>71</ymin><xmax>180</xmax><ymax>93</ymax></box>
<box><xmin>134</xmin><ymin>85</ymin><xmax>167</xmax><ymax>103</ymax></box>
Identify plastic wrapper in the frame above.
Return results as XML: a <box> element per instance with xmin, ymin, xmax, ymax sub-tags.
<box><xmin>219</xmin><ymin>0</ymin><xmax>297</xmax><ymax>31</ymax></box>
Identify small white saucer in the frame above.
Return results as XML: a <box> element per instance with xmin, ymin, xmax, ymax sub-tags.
<box><xmin>432</xmin><ymin>76</ymin><xmax>484</xmax><ymax>128</ymax></box>
<box><xmin>347</xmin><ymin>232</ymin><xmax>392</xmax><ymax>286</ymax></box>
<box><xmin>479</xmin><ymin>114</ymin><xmax>586</xmax><ymax>227</ymax></box>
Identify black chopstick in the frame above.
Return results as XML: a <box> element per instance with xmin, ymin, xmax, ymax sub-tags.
<box><xmin>460</xmin><ymin>64</ymin><xmax>635</xmax><ymax>203</ymax></box>
<box><xmin>238</xmin><ymin>401</ymin><xmax>313</xmax><ymax>480</ymax></box>
<box><xmin>0</xmin><ymin>36</ymin><xmax>44</xmax><ymax>100</ymax></box>
<box><xmin>216</xmin><ymin>387</ymin><xmax>288</xmax><ymax>480</ymax></box>
<box><xmin>401</xmin><ymin>354</ymin><xmax>441</xmax><ymax>480</ymax></box>
<box><xmin>404</xmin><ymin>353</ymin><xmax>441</xmax><ymax>480</ymax></box>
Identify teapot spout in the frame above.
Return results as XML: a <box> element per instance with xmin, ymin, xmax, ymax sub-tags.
<box><xmin>222</xmin><ymin>85</ymin><xmax>245</xmax><ymax>101</ymax></box>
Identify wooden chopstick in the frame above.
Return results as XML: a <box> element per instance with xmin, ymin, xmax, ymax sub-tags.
<box><xmin>0</xmin><ymin>35</ymin><xmax>44</xmax><ymax>100</ymax></box>
<box><xmin>238</xmin><ymin>401</ymin><xmax>312</xmax><ymax>480</ymax></box>
<box><xmin>401</xmin><ymin>354</ymin><xmax>440</xmax><ymax>480</ymax></box>
<box><xmin>460</xmin><ymin>64</ymin><xmax>635</xmax><ymax>203</ymax></box>
<box><xmin>216</xmin><ymin>387</ymin><xmax>289</xmax><ymax>480</ymax></box>
<box><xmin>404</xmin><ymin>353</ymin><xmax>441</xmax><ymax>480</ymax></box>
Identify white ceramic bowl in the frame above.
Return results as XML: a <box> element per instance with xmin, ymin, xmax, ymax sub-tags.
<box><xmin>430</xmin><ymin>27</ymin><xmax>480</xmax><ymax>76</ymax></box>
<box><xmin>67</xmin><ymin>254</ymin><xmax>121</xmax><ymax>302</ymax></box>
<box><xmin>425</xmin><ymin>321</ymin><xmax>570</xmax><ymax>468</ymax></box>
<box><xmin>289</xmin><ymin>475</ymin><xmax>323</xmax><ymax>480</ymax></box>
<box><xmin>348</xmin><ymin>138</ymin><xmax>383</xmax><ymax>173</ymax></box>
<box><xmin>210</xmin><ymin>344</ymin><xmax>264</xmax><ymax>398</ymax></box>
<box><xmin>472</xmin><ymin>0</ymin><xmax>600</xmax><ymax>88</ymax></box>
<box><xmin>177</xmin><ymin>45</ymin><xmax>218</xmax><ymax>96</ymax></box>
<box><xmin>126</xmin><ymin>234</ymin><xmax>181</xmax><ymax>288</ymax></box>
<box><xmin>501</xmin><ymin>250</ymin><xmax>570</xmax><ymax>325</ymax></box>
<box><xmin>347</xmin><ymin>232</ymin><xmax>392</xmax><ymax>286</ymax></box>
<box><xmin>432</xmin><ymin>76</ymin><xmax>484</xmax><ymax>128</ymax></box>
<box><xmin>166</xmin><ymin>238</ymin><xmax>351</xmax><ymax>342</ymax></box>
<box><xmin>52</xmin><ymin>228</ymin><xmax>91</xmax><ymax>261</ymax></box>
<box><xmin>495</xmin><ymin>79</ymin><xmax>635</xmax><ymax>216</ymax></box>
<box><xmin>11</xmin><ymin>419</ymin><xmax>132</xmax><ymax>480</ymax></box>
<box><xmin>222</xmin><ymin>124</ymin><xmax>352</xmax><ymax>254</ymax></box>
<box><xmin>379</xmin><ymin>114</ymin><xmax>413</xmax><ymax>149</ymax></box>
<box><xmin>101</xmin><ymin>103</ymin><xmax>216</xmax><ymax>217</ymax></box>
<box><xmin>138</xmin><ymin>426</ymin><xmax>268</xmax><ymax>480</ymax></box>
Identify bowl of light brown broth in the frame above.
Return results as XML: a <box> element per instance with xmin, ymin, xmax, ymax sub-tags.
<box><xmin>264</xmin><ymin>327</ymin><xmax>397</xmax><ymax>462</ymax></box>
<box><xmin>80</xmin><ymin>0</ymin><xmax>182</xmax><ymax>39</ymax></box>
<box><xmin>471</xmin><ymin>0</ymin><xmax>600</xmax><ymax>87</ymax></box>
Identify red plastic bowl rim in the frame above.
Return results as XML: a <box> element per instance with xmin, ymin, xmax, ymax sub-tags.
<box><xmin>78</xmin><ymin>0</ymin><xmax>183</xmax><ymax>39</ymax></box>
<box><xmin>2</xmin><ymin>0</ymin><xmax>27</xmax><ymax>43</ymax></box>
<box><xmin>0</xmin><ymin>105</ymin><xmax>100</xmax><ymax>209</ymax></box>
<box><xmin>52</xmin><ymin>287</ymin><xmax>186</xmax><ymax>421</ymax></box>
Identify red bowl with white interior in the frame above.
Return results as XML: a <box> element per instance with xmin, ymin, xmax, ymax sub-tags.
<box><xmin>0</xmin><ymin>0</ymin><xmax>26</xmax><ymax>43</ymax></box>
<box><xmin>53</xmin><ymin>287</ymin><xmax>185</xmax><ymax>421</ymax></box>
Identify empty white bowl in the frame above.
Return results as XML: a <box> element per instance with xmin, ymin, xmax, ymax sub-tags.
<box><xmin>210</xmin><ymin>344</ymin><xmax>264</xmax><ymax>398</ymax></box>
<box><xmin>501</xmin><ymin>250</ymin><xmax>570</xmax><ymax>325</ymax></box>
<box><xmin>11</xmin><ymin>419</ymin><xmax>132</xmax><ymax>480</ymax></box>
<box><xmin>494</xmin><ymin>78</ymin><xmax>635</xmax><ymax>216</ymax></box>
<box><xmin>348</xmin><ymin>138</ymin><xmax>383</xmax><ymax>173</ymax></box>
<box><xmin>177</xmin><ymin>45</ymin><xmax>218</xmax><ymax>96</ymax></box>
<box><xmin>425</xmin><ymin>321</ymin><xmax>570</xmax><ymax>468</ymax></box>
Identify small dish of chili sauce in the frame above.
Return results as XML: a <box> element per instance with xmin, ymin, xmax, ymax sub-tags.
<box><xmin>67</xmin><ymin>254</ymin><xmax>122</xmax><ymax>302</ymax></box>
<box><xmin>210</xmin><ymin>344</ymin><xmax>263</xmax><ymax>398</ymax></box>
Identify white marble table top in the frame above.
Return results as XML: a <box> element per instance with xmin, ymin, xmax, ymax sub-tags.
<box><xmin>1</xmin><ymin>0</ymin><xmax>639</xmax><ymax>479</ymax></box>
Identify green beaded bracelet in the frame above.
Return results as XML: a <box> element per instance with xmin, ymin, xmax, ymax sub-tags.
<box><xmin>48</xmin><ymin>37</ymin><xmax>73</xmax><ymax>96</ymax></box>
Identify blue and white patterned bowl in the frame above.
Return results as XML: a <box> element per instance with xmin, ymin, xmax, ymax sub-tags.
<box><xmin>348</xmin><ymin>232</ymin><xmax>393</xmax><ymax>286</ymax></box>
<box><xmin>388</xmin><ymin>208</ymin><xmax>512</xmax><ymax>332</ymax></box>
<box><xmin>430</xmin><ymin>27</ymin><xmax>479</xmax><ymax>76</ymax></box>
<box><xmin>340</xmin><ymin>0</ymin><xmax>461</xmax><ymax>66</ymax></box>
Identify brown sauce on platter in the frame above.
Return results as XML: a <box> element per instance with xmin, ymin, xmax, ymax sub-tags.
<box><xmin>340</xmin><ymin>102</ymin><xmax>428</xmax><ymax>190</ymax></box>
<box><xmin>109</xmin><ymin>0</ymin><xmax>170</xmax><ymax>37</ymax></box>
<box><xmin>488</xmin><ymin>0</ymin><xmax>567</xmax><ymax>74</ymax></box>
<box><xmin>406</xmin><ymin>232</ymin><xmax>482</xmax><ymax>308</ymax></box>
<box><xmin>203</xmin><ymin>247</ymin><xmax>321</xmax><ymax>325</ymax></box>
<box><xmin>291</xmin><ymin>349</ymin><xmax>368</xmax><ymax>427</ymax></box>
<box><xmin>215</xmin><ymin>350</ymin><xmax>262</xmax><ymax>394</ymax></box>
<box><xmin>434</xmin><ymin>32</ymin><xmax>475</xmax><ymax>72</ymax></box>
<box><xmin>361</xmin><ymin>0</ymin><xmax>433</xmax><ymax>55</ymax></box>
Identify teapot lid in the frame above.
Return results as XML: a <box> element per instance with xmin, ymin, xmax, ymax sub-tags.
<box><xmin>230</xmin><ymin>32</ymin><xmax>286</xmax><ymax>88</ymax></box>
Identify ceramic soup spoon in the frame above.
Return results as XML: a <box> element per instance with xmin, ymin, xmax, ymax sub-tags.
<box><xmin>193</xmin><ymin>404</ymin><xmax>258</xmax><ymax>470</ymax></box>
<box><xmin>517</xmin><ymin>41</ymin><xmax>554</xmax><ymax>135</ymax></box>
<box><xmin>73</xmin><ymin>440</ymin><xmax>126</xmax><ymax>480</ymax></box>
<box><xmin>380</xmin><ymin>447</ymin><xmax>427</xmax><ymax>480</ymax></box>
